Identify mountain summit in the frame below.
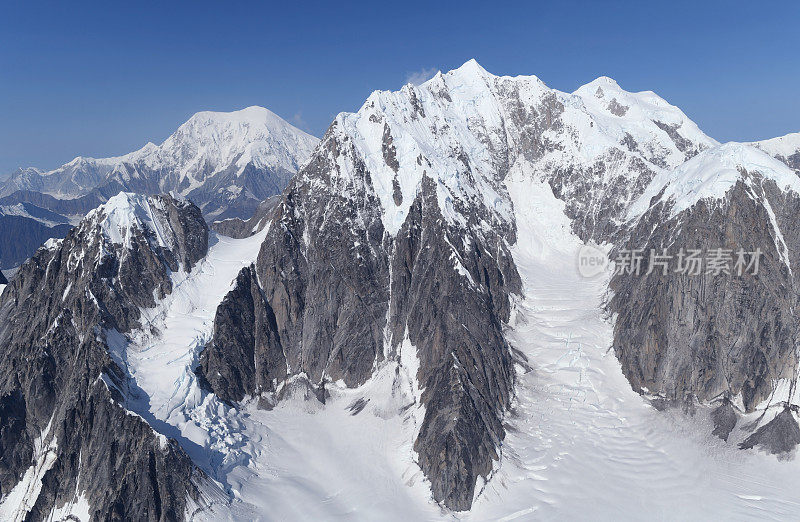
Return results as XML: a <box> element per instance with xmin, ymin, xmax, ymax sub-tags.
<box><xmin>1</xmin><ymin>106</ymin><xmax>318</xmax><ymax>220</ymax></box>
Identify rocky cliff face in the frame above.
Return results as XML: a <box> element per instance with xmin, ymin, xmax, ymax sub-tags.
<box><xmin>610</xmin><ymin>143</ymin><xmax>800</xmax><ymax>449</ymax></box>
<box><xmin>0</xmin><ymin>193</ymin><xmax>211</xmax><ymax>520</ymax></box>
<box><xmin>196</xmin><ymin>265</ymin><xmax>287</xmax><ymax>404</ymax></box>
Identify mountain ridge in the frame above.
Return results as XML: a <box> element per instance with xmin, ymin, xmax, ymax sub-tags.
<box><xmin>2</xmin><ymin>106</ymin><xmax>318</xmax><ymax>203</ymax></box>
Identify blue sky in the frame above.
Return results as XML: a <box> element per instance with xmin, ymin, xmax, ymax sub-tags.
<box><xmin>1</xmin><ymin>0</ymin><xmax>798</xmax><ymax>173</ymax></box>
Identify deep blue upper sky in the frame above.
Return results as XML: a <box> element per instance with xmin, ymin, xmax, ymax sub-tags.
<box><xmin>2</xmin><ymin>0</ymin><xmax>798</xmax><ymax>174</ymax></box>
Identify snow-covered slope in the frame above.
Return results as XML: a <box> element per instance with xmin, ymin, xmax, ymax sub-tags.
<box><xmin>752</xmin><ymin>131</ymin><xmax>800</xmax><ymax>157</ymax></box>
<box><xmin>628</xmin><ymin>142</ymin><xmax>800</xmax><ymax>219</ymax></box>
<box><xmin>1</xmin><ymin>106</ymin><xmax>319</xmax><ymax>219</ymax></box>
<box><xmin>751</xmin><ymin>131</ymin><xmax>800</xmax><ymax>172</ymax></box>
<box><xmin>88</xmin><ymin>192</ymin><xmax>180</xmax><ymax>250</ymax></box>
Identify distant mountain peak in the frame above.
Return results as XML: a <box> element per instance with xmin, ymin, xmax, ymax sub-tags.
<box><xmin>0</xmin><ymin>106</ymin><xmax>320</xmax><ymax>220</ymax></box>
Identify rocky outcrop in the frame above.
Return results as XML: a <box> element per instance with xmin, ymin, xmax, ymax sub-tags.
<box><xmin>610</xmin><ymin>145</ymin><xmax>800</xmax><ymax>455</ymax></box>
<box><xmin>711</xmin><ymin>399</ymin><xmax>738</xmax><ymax>441</ymax></box>
<box><xmin>0</xmin><ymin>193</ymin><xmax>210</xmax><ymax>520</ymax></box>
<box><xmin>611</xmin><ymin>178</ymin><xmax>800</xmax><ymax>411</ymax></box>
<box><xmin>196</xmin><ymin>265</ymin><xmax>287</xmax><ymax>404</ymax></box>
<box><xmin>211</xmin><ymin>195</ymin><xmax>280</xmax><ymax>239</ymax></box>
<box><xmin>250</xmin><ymin>135</ymin><xmax>392</xmax><ymax>388</ymax></box>
<box><xmin>389</xmin><ymin>178</ymin><xmax>519</xmax><ymax>509</ymax></box>
<box><xmin>740</xmin><ymin>408</ymin><xmax>800</xmax><ymax>455</ymax></box>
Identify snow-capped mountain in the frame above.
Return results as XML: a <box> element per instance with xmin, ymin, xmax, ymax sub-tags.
<box><xmin>0</xmin><ymin>106</ymin><xmax>318</xmax><ymax>270</ymax></box>
<box><xmin>0</xmin><ymin>194</ymin><xmax>212</xmax><ymax>521</ymax></box>
<box><xmin>4</xmin><ymin>61</ymin><xmax>800</xmax><ymax>520</ymax></box>
<box><xmin>188</xmin><ymin>60</ymin><xmax>721</xmax><ymax>511</ymax></box>
<box><xmin>1</xmin><ymin>107</ymin><xmax>318</xmax><ymax>219</ymax></box>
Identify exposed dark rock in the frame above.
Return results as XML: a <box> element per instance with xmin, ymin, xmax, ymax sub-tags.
<box><xmin>347</xmin><ymin>397</ymin><xmax>370</xmax><ymax>415</ymax></box>
<box><xmin>382</xmin><ymin>123</ymin><xmax>400</xmax><ymax>172</ymax></box>
<box><xmin>184</xmin><ymin>161</ymin><xmax>293</xmax><ymax>221</ymax></box>
<box><xmin>196</xmin><ymin>265</ymin><xmax>287</xmax><ymax>404</ymax></box>
<box><xmin>653</xmin><ymin>120</ymin><xmax>703</xmax><ymax>159</ymax></box>
<box><xmin>389</xmin><ymin>177</ymin><xmax>519</xmax><ymax>510</ymax></box>
<box><xmin>740</xmin><ymin>408</ymin><xmax>800</xmax><ymax>455</ymax></box>
<box><xmin>607</xmin><ymin>98</ymin><xmax>629</xmax><ymax>116</ymax></box>
<box><xmin>0</xmin><ymin>391</ymin><xmax>31</xmax><ymax>498</ymax></box>
<box><xmin>254</xmin><ymin>147</ymin><xmax>390</xmax><ymax>387</ymax></box>
<box><xmin>785</xmin><ymin>151</ymin><xmax>800</xmax><ymax>172</ymax></box>
<box><xmin>753</xmin><ymin>137</ymin><xmax>800</xmax><ymax>175</ymax></box>
<box><xmin>711</xmin><ymin>399</ymin><xmax>738</xmax><ymax>441</ymax></box>
<box><xmin>211</xmin><ymin>196</ymin><xmax>280</xmax><ymax>239</ymax></box>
